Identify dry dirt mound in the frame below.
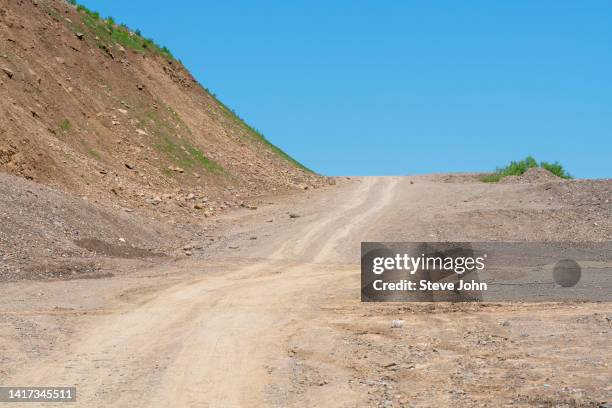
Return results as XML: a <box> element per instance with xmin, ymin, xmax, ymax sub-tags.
<box><xmin>429</xmin><ymin>173</ymin><xmax>483</xmax><ymax>183</ymax></box>
<box><xmin>0</xmin><ymin>0</ymin><xmax>325</xmax><ymax>220</ymax></box>
<box><xmin>0</xmin><ymin>172</ymin><xmax>193</xmax><ymax>281</ymax></box>
<box><xmin>500</xmin><ymin>167</ymin><xmax>563</xmax><ymax>184</ymax></box>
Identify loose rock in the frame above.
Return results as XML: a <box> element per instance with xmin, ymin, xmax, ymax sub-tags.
<box><xmin>2</xmin><ymin>67</ymin><xmax>14</xmax><ymax>78</ymax></box>
<box><xmin>391</xmin><ymin>319</ymin><xmax>404</xmax><ymax>328</ymax></box>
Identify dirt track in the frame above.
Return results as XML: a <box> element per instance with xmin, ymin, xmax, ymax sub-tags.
<box><xmin>1</xmin><ymin>177</ymin><xmax>611</xmax><ymax>407</ymax></box>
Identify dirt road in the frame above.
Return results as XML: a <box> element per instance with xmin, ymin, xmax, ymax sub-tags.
<box><xmin>2</xmin><ymin>177</ymin><xmax>611</xmax><ymax>407</ymax></box>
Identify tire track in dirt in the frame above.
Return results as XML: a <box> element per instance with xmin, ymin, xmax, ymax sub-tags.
<box><xmin>5</xmin><ymin>177</ymin><xmax>401</xmax><ymax>408</ymax></box>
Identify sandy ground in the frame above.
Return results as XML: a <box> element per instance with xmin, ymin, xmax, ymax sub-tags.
<box><xmin>0</xmin><ymin>176</ymin><xmax>611</xmax><ymax>407</ymax></box>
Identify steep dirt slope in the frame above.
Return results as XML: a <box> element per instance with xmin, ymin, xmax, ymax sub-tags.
<box><xmin>0</xmin><ymin>0</ymin><xmax>323</xmax><ymax>218</ymax></box>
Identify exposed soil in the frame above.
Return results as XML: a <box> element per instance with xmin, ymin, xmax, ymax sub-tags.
<box><xmin>0</xmin><ymin>2</ymin><xmax>610</xmax><ymax>407</ymax></box>
<box><xmin>0</xmin><ymin>0</ymin><xmax>327</xmax><ymax>224</ymax></box>
<box><xmin>0</xmin><ymin>174</ymin><xmax>610</xmax><ymax>407</ymax></box>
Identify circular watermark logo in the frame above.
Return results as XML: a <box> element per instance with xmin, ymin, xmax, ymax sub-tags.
<box><xmin>552</xmin><ymin>258</ymin><xmax>581</xmax><ymax>287</ymax></box>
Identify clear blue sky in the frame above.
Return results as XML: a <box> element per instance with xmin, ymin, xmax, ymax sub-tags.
<box><xmin>78</xmin><ymin>1</ymin><xmax>611</xmax><ymax>178</ymax></box>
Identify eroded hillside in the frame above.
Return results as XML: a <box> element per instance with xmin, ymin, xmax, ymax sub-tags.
<box><xmin>0</xmin><ymin>0</ymin><xmax>324</xmax><ymax>218</ymax></box>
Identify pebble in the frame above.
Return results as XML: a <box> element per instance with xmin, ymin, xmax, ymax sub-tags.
<box><xmin>391</xmin><ymin>319</ymin><xmax>404</xmax><ymax>329</ymax></box>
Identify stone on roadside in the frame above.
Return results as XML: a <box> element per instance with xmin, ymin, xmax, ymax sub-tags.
<box><xmin>147</xmin><ymin>196</ymin><xmax>162</xmax><ymax>205</ymax></box>
<box><xmin>2</xmin><ymin>67</ymin><xmax>14</xmax><ymax>78</ymax></box>
<box><xmin>168</xmin><ymin>165</ymin><xmax>184</xmax><ymax>173</ymax></box>
<box><xmin>391</xmin><ymin>319</ymin><xmax>404</xmax><ymax>328</ymax></box>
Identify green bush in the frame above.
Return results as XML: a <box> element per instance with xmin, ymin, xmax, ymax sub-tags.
<box><xmin>480</xmin><ymin>156</ymin><xmax>572</xmax><ymax>182</ymax></box>
<box><xmin>540</xmin><ymin>161</ymin><xmax>572</xmax><ymax>179</ymax></box>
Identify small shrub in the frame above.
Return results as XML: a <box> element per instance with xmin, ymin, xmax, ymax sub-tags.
<box><xmin>480</xmin><ymin>156</ymin><xmax>572</xmax><ymax>182</ymax></box>
<box><xmin>479</xmin><ymin>173</ymin><xmax>502</xmax><ymax>183</ymax></box>
<box><xmin>59</xmin><ymin>118</ymin><xmax>71</xmax><ymax>132</ymax></box>
<box><xmin>540</xmin><ymin>161</ymin><xmax>572</xmax><ymax>179</ymax></box>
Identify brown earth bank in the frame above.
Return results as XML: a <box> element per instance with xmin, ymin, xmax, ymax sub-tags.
<box><xmin>0</xmin><ymin>0</ymin><xmax>327</xmax><ymax>222</ymax></box>
<box><xmin>0</xmin><ymin>174</ymin><xmax>610</xmax><ymax>407</ymax></box>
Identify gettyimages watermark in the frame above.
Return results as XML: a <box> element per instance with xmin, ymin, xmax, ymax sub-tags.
<box><xmin>361</xmin><ymin>242</ymin><xmax>612</xmax><ymax>302</ymax></box>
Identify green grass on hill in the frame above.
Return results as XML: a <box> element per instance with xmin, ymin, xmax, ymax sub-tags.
<box><xmin>61</xmin><ymin>1</ymin><xmax>174</xmax><ymax>60</ymax></box>
<box><xmin>207</xmin><ymin>91</ymin><xmax>314</xmax><ymax>173</ymax></box>
<box><xmin>61</xmin><ymin>0</ymin><xmax>313</xmax><ymax>174</ymax></box>
<box><xmin>480</xmin><ymin>156</ymin><xmax>573</xmax><ymax>182</ymax></box>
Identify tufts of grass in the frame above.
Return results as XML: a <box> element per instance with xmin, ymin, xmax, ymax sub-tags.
<box><xmin>479</xmin><ymin>173</ymin><xmax>503</xmax><ymax>183</ymax></box>
<box><xmin>205</xmin><ymin>90</ymin><xmax>313</xmax><ymax>173</ymax></box>
<box><xmin>185</xmin><ymin>145</ymin><xmax>225</xmax><ymax>173</ymax></box>
<box><xmin>480</xmin><ymin>156</ymin><xmax>572</xmax><ymax>182</ymax></box>
<box><xmin>153</xmin><ymin>136</ymin><xmax>225</xmax><ymax>175</ymax></box>
<box><xmin>59</xmin><ymin>118</ymin><xmax>71</xmax><ymax>132</ymax></box>
<box><xmin>70</xmin><ymin>1</ymin><xmax>174</xmax><ymax>60</ymax></box>
<box><xmin>88</xmin><ymin>148</ymin><xmax>100</xmax><ymax>159</ymax></box>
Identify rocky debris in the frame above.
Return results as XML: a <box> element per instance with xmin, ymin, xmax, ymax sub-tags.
<box><xmin>390</xmin><ymin>319</ymin><xmax>404</xmax><ymax>328</ymax></box>
<box><xmin>289</xmin><ymin>213</ymin><xmax>300</xmax><ymax>219</ymax></box>
<box><xmin>167</xmin><ymin>166</ymin><xmax>184</xmax><ymax>173</ymax></box>
<box><xmin>2</xmin><ymin>67</ymin><xmax>14</xmax><ymax>78</ymax></box>
<box><xmin>146</xmin><ymin>196</ymin><xmax>162</xmax><ymax>205</ymax></box>
<box><xmin>135</xmin><ymin>129</ymin><xmax>148</xmax><ymax>136</ymax></box>
<box><xmin>182</xmin><ymin>244</ymin><xmax>194</xmax><ymax>256</ymax></box>
<box><xmin>501</xmin><ymin>167</ymin><xmax>564</xmax><ymax>184</ymax></box>
<box><xmin>0</xmin><ymin>172</ymin><xmax>191</xmax><ymax>280</ymax></box>
<box><xmin>125</xmin><ymin>163</ymin><xmax>134</xmax><ymax>170</ymax></box>
<box><xmin>75</xmin><ymin>32</ymin><xmax>84</xmax><ymax>40</ymax></box>
<box><xmin>240</xmin><ymin>202</ymin><xmax>257</xmax><ymax>210</ymax></box>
